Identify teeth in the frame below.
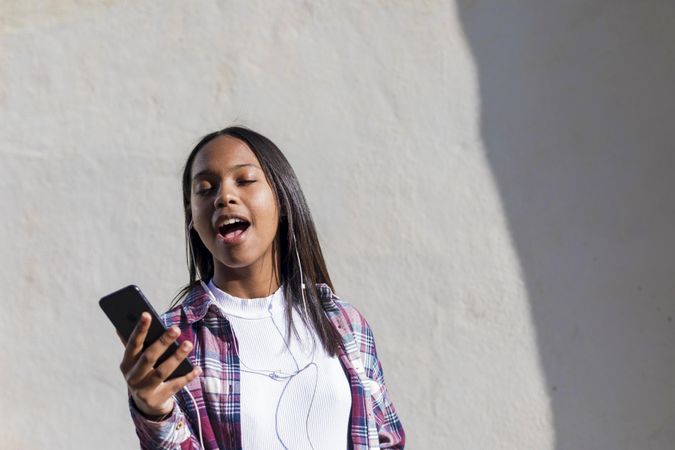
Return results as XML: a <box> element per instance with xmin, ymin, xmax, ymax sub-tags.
<box><xmin>222</xmin><ymin>218</ymin><xmax>244</xmax><ymax>226</ymax></box>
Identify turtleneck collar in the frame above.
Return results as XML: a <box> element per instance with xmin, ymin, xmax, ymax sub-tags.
<box><xmin>206</xmin><ymin>280</ymin><xmax>285</xmax><ymax>319</ymax></box>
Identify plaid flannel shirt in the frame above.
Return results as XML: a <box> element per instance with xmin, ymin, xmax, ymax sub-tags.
<box><xmin>129</xmin><ymin>283</ymin><xmax>405</xmax><ymax>449</ymax></box>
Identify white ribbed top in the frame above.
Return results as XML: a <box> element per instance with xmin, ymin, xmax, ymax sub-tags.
<box><xmin>206</xmin><ymin>281</ymin><xmax>351</xmax><ymax>450</ymax></box>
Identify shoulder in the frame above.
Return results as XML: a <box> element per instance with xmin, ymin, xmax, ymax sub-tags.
<box><xmin>316</xmin><ymin>283</ymin><xmax>372</xmax><ymax>334</ymax></box>
<box><xmin>160</xmin><ymin>305</ymin><xmax>184</xmax><ymax>328</ymax></box>
<box><xmin>160</xmin><ymin>282</ymin><xmax>212</xmax><ymax>329</ymax></box>
<box><xmin>317</xmin><ymin>284</ymin><xmax>381</xmax><ymax>374</ymax></box>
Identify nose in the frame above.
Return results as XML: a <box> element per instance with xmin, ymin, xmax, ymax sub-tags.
<box><xmin>214</xmin><ymin>182</ymin><xmax>238</xmax><ymax>208</ymax></box>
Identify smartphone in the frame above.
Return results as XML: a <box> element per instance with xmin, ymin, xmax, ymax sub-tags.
<box><xmin>99</xmin><ymin>285</ymin><xmax>194</xmax><ymax>380</ymax></box>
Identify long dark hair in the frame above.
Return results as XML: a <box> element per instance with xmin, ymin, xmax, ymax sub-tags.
<box><xmin>173</xmin><ymin>126</ymin><xmax>342</xmax><ymax>356</ymax></box>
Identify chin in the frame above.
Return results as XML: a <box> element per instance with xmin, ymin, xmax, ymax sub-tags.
<box><xmin>215</xmin><ymin>250</ymin><xmax>267</xmax><ymax>271</ymax></box>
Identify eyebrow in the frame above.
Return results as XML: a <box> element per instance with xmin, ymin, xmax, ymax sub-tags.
<box><xmin>191</xmin><ymin>164</ymin><xmax>261</xmax><ymax>181</ymax></box>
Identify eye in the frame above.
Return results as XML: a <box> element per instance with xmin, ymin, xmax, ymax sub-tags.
<box><xmin>237</xmin><ymin>179</ymin><xmax>257</xmax><ymax>186</ymax></box>
<box><xmin>194</xmin><ymin>181</ymin><xmax>214</xmax><ymax>195</ymax></box>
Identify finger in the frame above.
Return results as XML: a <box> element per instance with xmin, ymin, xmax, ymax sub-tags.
<box><xmin>159</xmin><ymin>366</ymin><xmax>203</xmax><ymax>399</ymax></box>
<box><xmin>126</xmin><ymin>325</ymin><xmax>181</xmax><ymax>385</ymax></box>
<box><xmin>144</xmin><ymin>340</ymin><xmax>195</xmax><ymax>387</ymax></box>
<box><xmin>126</xmin><ymin>312</ymin><xmax>151</xmax><ymax>357</ymax></box>
<box><xmin>120</xmin><ymin>312</ymin><xmax>151</xmax><ymax>373</ymax></box>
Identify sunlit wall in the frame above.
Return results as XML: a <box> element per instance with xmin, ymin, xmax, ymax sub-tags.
<box><xmin>2</xmin><ymin>1</ymin><xmax>674</xmax><ymax>449</ymax></box>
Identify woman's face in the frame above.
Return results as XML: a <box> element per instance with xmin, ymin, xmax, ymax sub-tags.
<box><xmin>190</xmin><ymin>135</ymin><xmax>279</xmax><ymax>278</ymax></box>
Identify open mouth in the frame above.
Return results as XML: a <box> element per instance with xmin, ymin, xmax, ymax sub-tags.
<box><xmin>218</xmin><ymin>218</ymin><xmax>250</xmax><ymax>241</ymax></box>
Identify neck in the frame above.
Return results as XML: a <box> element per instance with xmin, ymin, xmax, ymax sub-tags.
<box><xmin>211</xmin><ymin>255</ymin><xmax>280</xmax><ymax>299</ymax></box>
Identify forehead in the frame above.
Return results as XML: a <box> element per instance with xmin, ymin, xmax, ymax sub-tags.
<box><xmin>191</xmin><ymin>135</ymin><xmax>261</xmax><ymax>176</ymax></box>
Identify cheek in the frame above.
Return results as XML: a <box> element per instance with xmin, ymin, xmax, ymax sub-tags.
<box><xmin>250</xmin><ymin>190</ymin><xmax>279</xmax><ymax>235</ymax></box>
<box><xmin>191</xmin><ymin>202</ymin><xmax>212</xmax><ymax>235</ymax></box>
<box><xmin>190</xmin><ymin>203</ymin><xmax>203</xmax><ymax>224</ymax></box>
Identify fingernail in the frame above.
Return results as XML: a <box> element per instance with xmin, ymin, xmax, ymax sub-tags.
<box><xmin>182</xmin><ymin>341</ymin><xmax>192</xmax><ymax>350</ymax></box>
<box><xmin>169</xmin><ymin>327</ymin><xmax>179</xmax><ymax>337</ymax></box>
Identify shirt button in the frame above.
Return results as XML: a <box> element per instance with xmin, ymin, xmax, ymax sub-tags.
<box><xmin>177</xmin><ymin>421</ymin><xmax>183</xmax><ymax>429</ymax></box>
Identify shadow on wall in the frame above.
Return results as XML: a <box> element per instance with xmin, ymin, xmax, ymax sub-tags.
<box><xmin>457</xmin><ymin>2</ymin><xmax>675</xmax><ymax>449</ymax></box>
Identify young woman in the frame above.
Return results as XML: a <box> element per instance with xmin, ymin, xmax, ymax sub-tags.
<box><xmin>118</xmin><ymin>127</ymin><xmax>405</xmax><ymax>449</ymax></box>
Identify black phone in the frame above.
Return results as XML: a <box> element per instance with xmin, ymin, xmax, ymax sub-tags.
<box><xmin>99</xmin><ymin>285</ymin><xmax>194</xmax><ymax>380</ymax></box>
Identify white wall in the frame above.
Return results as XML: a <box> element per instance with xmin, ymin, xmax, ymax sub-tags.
<box><xmin>1</xmin><ymin>1</ymin><xmax>674</xmax><ymax>449</ymax></box>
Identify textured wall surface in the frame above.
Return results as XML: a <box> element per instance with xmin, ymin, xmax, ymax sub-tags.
<box><xmin>1</xmin><ymin>1</ymin><xmax>674</xmax><ymax>449</ymax></box>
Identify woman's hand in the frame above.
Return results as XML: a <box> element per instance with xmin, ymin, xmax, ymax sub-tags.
<box><xmin>118</xmin><ymin>312</ymin><xmax>202</xmax><ymax>419</ymax></box>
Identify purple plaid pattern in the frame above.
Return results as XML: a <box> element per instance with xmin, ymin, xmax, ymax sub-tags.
<box><xmin>129</xmin><ymin>283</ymin><xmax>405</xmax><ymax>449</ymax></box>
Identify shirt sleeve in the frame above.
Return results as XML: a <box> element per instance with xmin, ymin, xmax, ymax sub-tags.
<box><xmin>359</xmin><ymin>314</ymin><xmax>407</xmax><ymax>449</ymax></box>
<box><xmin>129</xmin><ymin>395</ymin><xmax>202</xmax><ymax>450</ymax></box>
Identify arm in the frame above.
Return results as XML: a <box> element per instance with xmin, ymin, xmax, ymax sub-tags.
<box><xmin>129</xmin><ymin>394</ymin><xmax>202</xmax><ymax>450</ymax></box>
<box><xmin>117</xmin><ymin>312</ymin><xmax>203</xmax><ymax>449</ymax></box>
<box><xmin>357</xmin><ymin>313</ymin><xmax>406</xmax><ymax>449</ymax></box>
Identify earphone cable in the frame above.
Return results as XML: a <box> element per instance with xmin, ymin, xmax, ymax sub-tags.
<box><xmin>199</xmin><ymin>277</ymin><xmax>319</xmax><ymax>449</ymax></box>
